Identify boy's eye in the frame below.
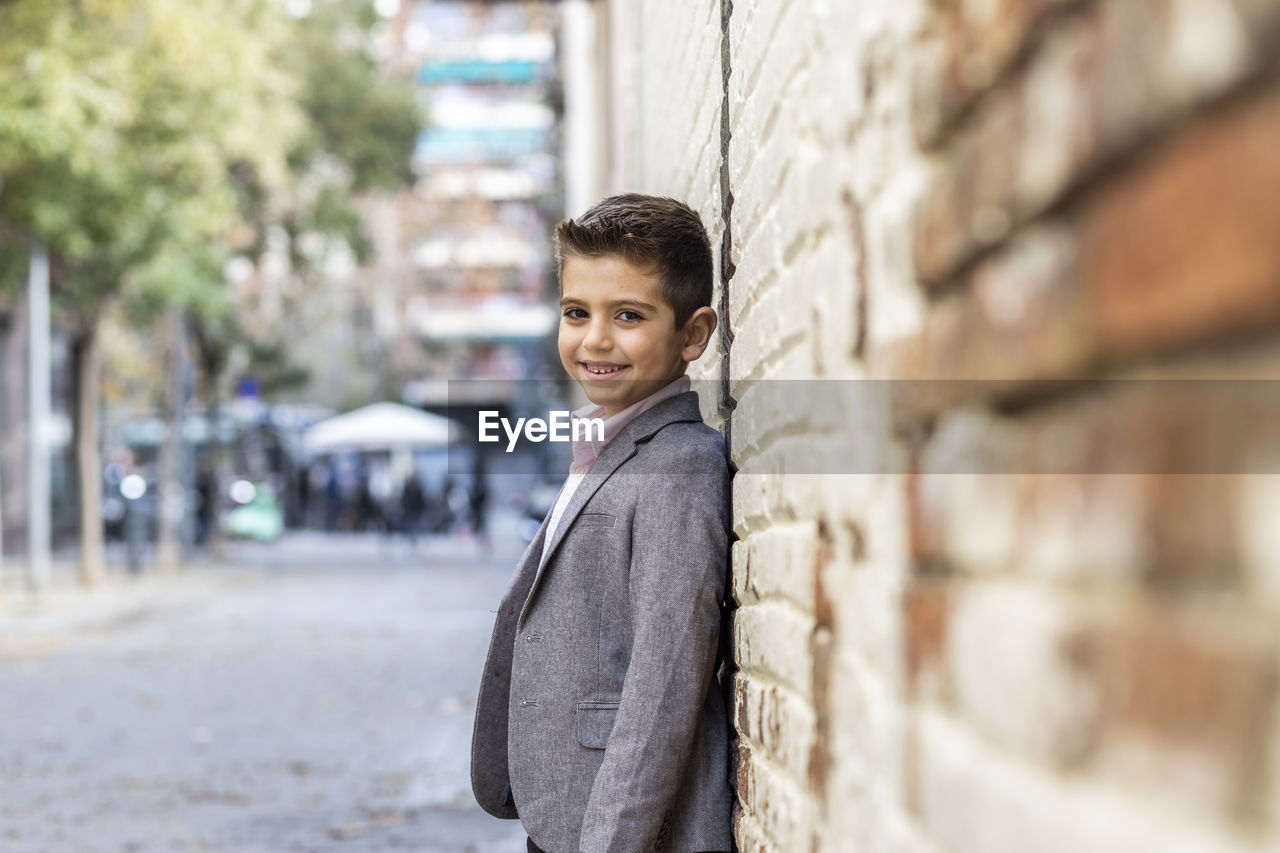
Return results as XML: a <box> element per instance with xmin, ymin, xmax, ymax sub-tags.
<box><xmin>617</xmin><ymin>310</ymin><xmax>643</xmax><ymax>322</ymax></box>
<box><xmin>563</xmin><ymin>307</ymin><xmax>588</xmax><ymax>320</ymax></box>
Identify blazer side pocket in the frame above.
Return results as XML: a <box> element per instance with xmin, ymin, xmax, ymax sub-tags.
<box><xmin>574</xmin><ymin>701</ymin><xmax>620</xmax><ymax>749</ymax></box>
<box><xmin>575</xmin><ymin>512</ymin><xmax>616</xmax><ymax>529</ymax></box>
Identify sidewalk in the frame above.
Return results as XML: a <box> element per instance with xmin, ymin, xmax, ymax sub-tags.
<box><xmin>0</xmin><ymin>528</ymin><xmax>528</xmax><ymax>852</ymax></box>
<box><xmin>0</xmin><ymin>554</ymin><xmax>251</xmax><ymax>661</ymax></box>
<box><xmin>0</xmin><ymin>520</ymin><xmax>527</xmax><ymax>662</ymax></box>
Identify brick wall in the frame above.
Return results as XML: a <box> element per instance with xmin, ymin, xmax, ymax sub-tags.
<box><xmin>603</xmin><ymin>0</ymin><xmax>729</xmax><ymax>424</ymax></box>
<box><xmin>602</xmin><ymin>0</ymin><xmax>1280</xmax><ymax>850</ymax></box>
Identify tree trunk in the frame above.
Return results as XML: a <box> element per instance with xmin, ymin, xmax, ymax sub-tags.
<box><xmin>198</xmin><ymin>360</ymin><xmax>226</xmax><ymax>563</ymax></box>
<box><xmin>75</xmin><ymin>321</ymin><xmax>106</xmax><ymax>586</ymax></box>
<box><xmin>190</xmin><ymin>319</ymin><xmax>229</xmax><ymax>562</ymax></box>
<box><xmin>204</xmin><ymin>400</ymin><xmax>226</xmax><ymax>563</ymax></box>
<box><xmin>0</xmin><ymin>446</ymin><xmax>5</xmax><ymax>592</ymax></box>
<box><xmin>154</xmin><ymin>309</ymin><xmax>185</xmax><ymax>573</ymax></box>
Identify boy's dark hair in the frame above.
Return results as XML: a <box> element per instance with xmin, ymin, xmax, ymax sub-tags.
<box><xmin>554</xmin><ymin>194</ymin><xmax>713</xmax><ymax>328</ymax></box>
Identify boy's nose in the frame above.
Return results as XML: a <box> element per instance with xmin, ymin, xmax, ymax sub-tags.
<box><xmin>583</xmin><ymin>319</ymin><xmax>612</xmax><ymax>351</ymax></box>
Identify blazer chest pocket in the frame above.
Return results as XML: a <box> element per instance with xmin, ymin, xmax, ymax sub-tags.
<box><xmin>574</xmin><ymin>512</ymin><xmax>616</xmax><ymax>530</ymax></box>
<box><xmin>575</xmin><ymin>701</ymin><xmax>619</xmax><ymax>749</ymax></box>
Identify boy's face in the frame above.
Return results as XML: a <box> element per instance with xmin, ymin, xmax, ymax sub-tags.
<box><xmin>559</xmin><ymin>254</ymin><xmax>713</xmax><ymax>417</ymax></box>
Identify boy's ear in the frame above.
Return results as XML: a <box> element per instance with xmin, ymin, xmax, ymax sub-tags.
<box><xmin>680</xmin><ymin>306</ymin><xmax>718</xmax><ymax>362</ymax></box>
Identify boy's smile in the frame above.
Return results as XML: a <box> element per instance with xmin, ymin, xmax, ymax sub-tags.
<box><xmin>559</xmin><ymin>254</ymin><xmax>715</xmax><ymax>416</ymax></box>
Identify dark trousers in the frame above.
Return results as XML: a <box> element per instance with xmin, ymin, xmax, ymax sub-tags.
<box><xmin>528</xmin><ymin>837</ymin><xmax>727</xmax><ymax>853</ymax></box>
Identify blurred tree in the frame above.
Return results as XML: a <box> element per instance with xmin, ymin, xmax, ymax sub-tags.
<box><xmin>0</xmin><ymin>0</ymin><xmax>300</xmax><ymax>582</ymax></box>
<box><xmin>289</xmin><ymin>0</ymin><xmax>421</xmax><ymax>194</ymax></box>
<box><xmin>195</xmin><ymin>0</ymin><xmax>422</xmax><ymax>557</ymax></box>
<box><xmin>0</xmin><ymin>0</ymin><xmax>421</xmax><ymax>579</ymax></box>
<box><xmin>231</xmin><ymin>0</ymin><xmax>422</xmax><ymax>329</ymax></box>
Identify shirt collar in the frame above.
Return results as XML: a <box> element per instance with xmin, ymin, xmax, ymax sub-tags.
<box><xmin>569</xmin><ymin>375</ymin><xmax>691</xmax><ymax>471</ymax></box>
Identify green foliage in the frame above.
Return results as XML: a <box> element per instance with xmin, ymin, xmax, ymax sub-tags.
<box><xmin>289</xmin><ymin>12</ymin><xmax>423</xmax><ymax>193</ymax></box>
<box><xmin>252</xmin><ymin>0</ymin><xmax>423</xmax><ymax>278</ymax></box>
<box><xmin>0</xmin><ymin>0</ymin><xmax>422</xmax><ymax>400</ymax></box>
<box><xmin>0</xmin><ymin>0</ymin><xmax>302</xmax><ymax>321</ymax></box>
<box><xmin>244</xmin><ymin>338</ymin><xmax>313</xmax><ymax>397</ymax></box>
<box><xmin>124</xmin><ymin>239</ymin><xmax>232</xmax><ymax>328</ymax></box>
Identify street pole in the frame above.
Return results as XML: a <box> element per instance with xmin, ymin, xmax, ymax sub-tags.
<box><xmin>0</xmin><ymin>422</ymin><xmax>5</xmax><ymax>588</ymax></box>
<box><xmin>27</xmin><ymin>238</ymin><xmax>51</xmax><ymax>593</ymax></box>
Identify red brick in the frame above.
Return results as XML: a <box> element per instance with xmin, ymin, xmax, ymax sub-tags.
<box><xmin>913</xmin><ymin>0</ymin><xmax>1084</xmax><ymax>147</ymax></box>
<box><xmin>1082</xmin><ymin>87</ymin><xmax>1280</xmax><ymax>359</ymax></box>
<box><xmin>887</xmin><ymin>225</ymin><xmax>1092</xmax><ymax>390</ymax></box>
<box><xmin>1082</xmin><ymin>612</ymin><xmax>1277</xmax><ymax>818</ymax></box>
<box><xmin>914</xmin><ymin>94</ymin><xmax>1026</xmax><ymax>284</ymax></box>
<box><xmin>903</xmin><ymin>583</ymin><xmax>950</xmax><ymax>701</ymax></box>
<box><xmin>914</xmin><ymin>0</ymin><xmax>1280</xmax><ymax>287</ymax></box>
<box><xmin>902</xmin><ymin>382</ymin><xmax>1280</xmax><ymax>585</ymax></box>
<box><xmin>893</xmin><ymin>81</ymin><xmax>1280</xmax><ymax>417</ymax></box>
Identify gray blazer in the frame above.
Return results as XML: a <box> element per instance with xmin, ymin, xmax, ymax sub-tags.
<box><xmin>471</xmin><ymin>390</ymin><xmax>733</xmax><ymax>853</ymax></box>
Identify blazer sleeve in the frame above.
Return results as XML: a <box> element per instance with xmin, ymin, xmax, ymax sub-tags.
<box><xmin>578</xmin><ymin>441</ymin><xmax>730</xmax><ymax>853</ymax></box>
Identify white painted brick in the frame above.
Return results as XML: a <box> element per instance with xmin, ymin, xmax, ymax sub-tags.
<box><xmin>916</xmin><ymin>469</ymin><xmax>1021</xmax><ymax>578</ymax></box>
<box><xmin>732</xmin><ymin>538</ymin><xmax>754</xmax><ymax>605</ymax></box>
<box><xmin>1235</xmin><ymin>474</ymin><xmax>1280</xmax><ymax>613</ymax></box>
<box><xmin>733</xmin><ymin>808</ymin><xmax>772</xmax><ymax>853</ymax></box>
<box><xmin>734</xmin><ymin>599</ymin><xmax>816</xmax><ymax>700</ymax></box>
<box><xmin>863</xmin><ymin>173</ymin><xmax>929</xmax><ymax>348</ymax></box>
<box><xmin>731</xmin><ymin>471</ymin><xmax>789</xmax><ymax>539</ymax></box>
<box><xmin>918</xmin><ymin>424</ymin><xmax>1151</xmax><ymax>582</ymax></box>
<box><xmin>947</xmin><ymin>582</ymin><xmax>1099</xmax><ymax>766</ymax></box>
<box><xmin>730</xmin><ymin>273</ymin><xmax>813</xmax><ymax>381</ymax></box>
<box><xmin>827</xmin><ymin>646</ymin><xmax>910</xmax><ymax>796</ymax></box>
<box><xmin>916</xmin><ymin>707</ymin><xmax>1265</xmax><ymax>853</ymax></box>
<box><xmin>1267</xmin><ymin>700</ymin><xmax>1280</xmax><ymax>847</ymax></box>
<box><xmin>735</xmin><ymin>672</ymin><xmax>819</xmax><ymax>786</ymax></box>
<box><xmin>824</xmin><ymin>557</ymin><xmax>907</xmax><ymax>696</ymax></box>
<box><xmin>731</xmin><ymin>474</ymin><xmax>829</xmax><ymax>542</ymax></box>
<box><xmin>807</xmin><ymin>234</ymin><xmax>862</xmax><ymax>375</ymax></box>
<box><xmin>737</xmin><ymin>522</ymin><xmax>819</xmax><ymax>611</ymax></box>
<box><xmin>737</xmin><ymin>743</ymin><xmax>817</xmax><ymax>852</ymax></box>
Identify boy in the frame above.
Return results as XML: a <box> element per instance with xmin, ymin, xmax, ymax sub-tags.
<box><xmin>471</xmin><ymin>195</ymin><xmax>733</xmax><ymax>853</ymax></box>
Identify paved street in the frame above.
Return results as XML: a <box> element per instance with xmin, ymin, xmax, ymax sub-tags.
<box><xmin>0</xmin><ymin>525</ymin><xmax>532</xmax><ymax>853</ymax></box>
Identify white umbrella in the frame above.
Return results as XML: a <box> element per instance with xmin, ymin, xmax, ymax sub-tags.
<box><xmin>303</xmin><ymin>402</ymin><xmax>462</xmax><ymax>454</ymax></box>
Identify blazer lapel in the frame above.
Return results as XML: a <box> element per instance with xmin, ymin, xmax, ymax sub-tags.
<box><xmin>515</xmin><ymin>391</ymin><xmax>704</xmax><ymax>629</ymax></box>
<box><xmin>512</xmin><ymin>510</ymin><xmax>551</xmax><ymax>600</ymax></box>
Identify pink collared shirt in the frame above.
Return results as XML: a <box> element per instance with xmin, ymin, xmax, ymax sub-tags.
<box><xmin>540</xmin><ymin>375</ymin><xmax>692</xmax><ymax>565</ymax></box>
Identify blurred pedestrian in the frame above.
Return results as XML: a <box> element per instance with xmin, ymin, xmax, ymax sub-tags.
<box><xmin>356</xmin><ymin>467</ymin><xmax>377</xmax><ymax>533</ymax></box>
<box><xmin>400</xmin><ymin>470</ymin><xmax>426</xmax><ymax>547</ymax></box>
<box><xmin>367</xmin><ymin>458</ymin><xmax>396</xmax><ymax>538</ymax></box>
<box><xmin>292</xmin><ymin>463</ymin><xmax>310</xmax><ymax>529</ymax></box>
<box><xmin>323</xmin><ymin>460</ymin><xmax>342</xmax><ymax>531</ymax></box>
<box><xmin>468</xmin><ymin>470</ymin><xmax>490</xmax><ymax>550</ymax></box>
<box><xmin>442</xmin><ymin>473</ymin><xmax>467</xmax><ymax>534</ymax></box>
<box><xmin>194</xmin><ymin>455</ymin><xmax>216</xmax><ymax>547</ymax></box>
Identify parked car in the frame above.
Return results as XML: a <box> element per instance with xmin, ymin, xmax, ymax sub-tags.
<box><xmin>223</xmin><ymin>480</ymin><xmax>284</xmax><ymax>542</ymax></box>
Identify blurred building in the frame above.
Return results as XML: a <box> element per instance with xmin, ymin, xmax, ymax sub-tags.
<box><xmin>246</xmin><ymin>1</ymin><xmax>567</xmax><ymax>415</ymax></box>
<box><xmin>393</xmin><ymin>0</ymin><xmax>564</xmax><ymax>412</ymax></box>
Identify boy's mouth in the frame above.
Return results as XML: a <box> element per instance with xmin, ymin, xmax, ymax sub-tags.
<box><xmin>580</xmin><ymin>361</ymin><xmax>628</xmax><ymax>379</ymax></box>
